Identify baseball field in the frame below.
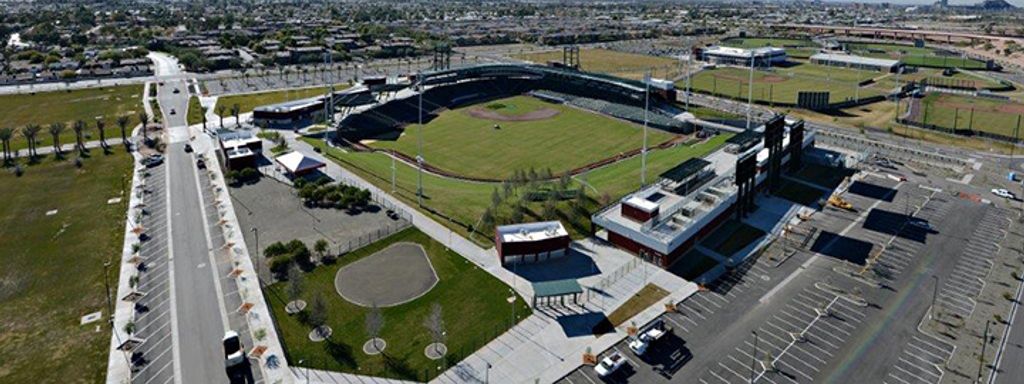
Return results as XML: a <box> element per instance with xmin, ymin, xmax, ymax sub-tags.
<box><xmin>512</xmin><ymin>48</ymin><xmax>679</xmax><ymax>80</ymax></box>
<box><xmin>911</xmin><ymin>92</ymin><xmax>1024</xmax><ymax>138</ymax></box>
<box><xmin>846</xmin><ymin>42</ymin><xmax>988</xmax><ymax>70</ymax></box>
<box><xmin>684</xmin><ymin>62</ymin><xmax>889</xmax><ymax>106</ymax></box>
<box><xmin>368</xmin><ymin>95</ymin><xmax>675</xmax><ymax>180</ymax></box>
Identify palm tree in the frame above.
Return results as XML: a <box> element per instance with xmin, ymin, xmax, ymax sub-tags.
<box><xmin>0</xmin><ymin>127</ymin><xmax>13</xmax><ymax>164</ymax></box>
<box><xmin>231</xmin><ymin>103</ymin><xmax>241</xmax><ymax>127</ymax></box>
<box><xmin>49</xmin><ymin>122</ymin><xmax>66</xmax><ymax>156</ymax></box>
<box><xmin>116</xmin><ymin>116</ymin><xmax>130</xmax><ymax>149</ymax></box>
<box><xmin>201</xmin><ymin>109</ymin><xmax>208</xmax><ymax>132</ymax></box>
<box><xmin>23</xmin><ymin>124</ymin><xmax>41</xmax><ymax>159</ymax></box>
<box><xmin>217</xmin><ymin>105</ymin><xmax>226</xmax><ymax>128</ymax></box>
<box><xmin>72</xmin><ymin>119</ymin><xmax>87</xmax><ymax>155</ymax></box>
<box><xmin>96</xmin><ymin>119</ymin><xmax>107</xmax><ymax>149</ymax></box>
<box><xmin>138</xmin><ymin>112</ymin><xmax>149</xmax><ymax>141</ymax></box>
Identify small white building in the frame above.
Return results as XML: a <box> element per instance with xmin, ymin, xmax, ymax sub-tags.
<box><xmin>701</xmin><ymin>46</ymin><xmax>788</xmax><ymax>67</ymax></box>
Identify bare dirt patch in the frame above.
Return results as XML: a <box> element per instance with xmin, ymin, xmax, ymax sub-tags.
<box><xmin>464</xmin><ymin>106</ymin><xmax>560</xmax><ymax>121</ymax></box>
<box><xmin>713</xmin><ymin>72</ymin><xmax>789</xmax><ymax>84</ymax></box>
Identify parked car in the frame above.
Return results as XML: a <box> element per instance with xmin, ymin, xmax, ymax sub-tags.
<box><xmin>594</xmin><ymin>351</ymin><xmax>627</xmax><ymax>377</ymax></box>
<box><xmin>992</xmin><ymin>188</ymin><xmax>1015</xmax><ymax>199</ymax></box>
<box><xmin>184</xmin><ymin>143</ymin><xmax>193</xmax><ymax>153</ymax></box>
<box><xmin>173</xmin><ymin>88</ymin><xmax>180</xmax><ymax>94</ymax></box>
<box><xmin>907</xmin><ymin>219</ymin><xmax>934</xmax><ymax>231</ymax></box>
<box><xmin>196</xmin><ymin>158</ymin><xmax>206</xmax><ymax>169</ymax></box>
<box><xmin>222</xmin><ymin>330</ymin><xmax>248</xmax><ymax>382</ymax></box>
<box><xmin>170</xmin><ymin>108</ymin><xmax>176</xmax><ymax>115</ymax></box>
<box><xmin>141</xmin><ymin>154</ymin><xmax>163</xmax><ymax>168</ymax></box>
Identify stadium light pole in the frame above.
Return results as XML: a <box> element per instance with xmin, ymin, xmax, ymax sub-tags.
<box><xmin>746</xmin><ymin>52</ymin><xmax>755</xmax><ymax>131</ymax></box>
<box><xmin>642</xmin><ymin>70</ymin><xmax>650</xmax><ymax>187</ymax></box>
<box><xmin>417</xmin><ymin>71</ymin><xmax>424</xmax><ymax>207</ymax></box>
<box><xmin>685</xmin><ymin>53</ymin><xmax>692</xmax><ymax>111</ymax></box>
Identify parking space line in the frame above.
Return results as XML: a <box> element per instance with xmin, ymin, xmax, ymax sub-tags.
<box><xmin>897</xmin><ymin>357</ymin><xmax>940</xmax><ymax>378</ymax></box>
<box><xmin>887</xmin><ymin>372</ymin><xmax>915</xmax><ymax>384</ymax></box>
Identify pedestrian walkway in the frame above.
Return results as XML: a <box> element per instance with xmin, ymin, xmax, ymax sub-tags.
<box><xmin>10</xmin><ymin>137</ymin><xmax>127</xmax><ymax>158</ymax></box>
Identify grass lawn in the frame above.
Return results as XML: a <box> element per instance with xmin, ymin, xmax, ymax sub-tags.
<box><xmin>0</xmin><ymin>148</ymin><xmax>132</xmax><ymax>383</ymax></box>
<box><xmin>512</xmin><ymin>48</ymin><xmax>679</xmax><ymax>80</ymax></box>
<box><xmin>667</xmin><ymin>249</ymin><xmax>720</xmax><ymax>281</ymax></box>
<box><xmin>303</xmin><ymin>133</ymin><xmax>731</xmax><ymax>245</ymax></box>
<box><xmin>684</xmin><ymin>63</ymin><xmax>886</xmax><ymax>107</ymax></box>
<box><xmin>774</xmin><ymin>180</ymin><xmax>828</xmax><ymax>206</ymax></box>
<box><xmin>917</xmin><ymin>92</ymin><xmax>1024</xmax><ymax>137</ymax></box>
<box><xmin>369</xmin><ymin>96</ymin><xmax>674</xmax><ymax>180</ymax></box>
<box><xmin>720</xmin><ymin>37</ymin><xmax>820</xmax><ymax>58</ymax></box>
<box><xmin>187</xmin><ymin>96</ymin><xmax>206</xmax><ymax>126</ymax></box>
<box><xmin>265</xmin><ymin>228</ymin><xmax>529</xmax><ymax>381</ymax></box>
<box><xmin>595</xmin><ymin>284</ymin><xmax>670</xmax><ymax>333</ymax></box>
<box><xmin>215</xmin><ymin>84</ymin><xmax>349</xmax><ymax>115</ymax></box>
<box><xmin>846</xmin><ymin>42</ymin><xmax>987</xmax><ymax>69</ymax></box>
<box><xmin>0</xmin><ymin>85</ymin><xmax>145</xmax><ymax>150</ymax></box>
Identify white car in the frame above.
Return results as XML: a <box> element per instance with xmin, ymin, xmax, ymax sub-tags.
<box><xmin>223</xmin><ymin>330</ymin><xmax>247</xmax><ymax>376</ymax></box>
<box><xmin>594</xmin><ymin>351</ymin><xmax>627</xmax><ymax>377</ymax></box>
<box><xmin>992</xmin><ymin>188</ymin><xmax>1015</xmax><ymax>199</ymax></box>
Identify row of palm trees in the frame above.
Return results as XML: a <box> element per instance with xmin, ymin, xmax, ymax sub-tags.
<box><xmin>0</xmin><ymin>112</ymin><xmax>149</xmax><ymax>164</ymax></box>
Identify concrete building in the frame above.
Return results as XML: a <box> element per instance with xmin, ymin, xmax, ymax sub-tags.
<box><xmin>810</xmin><ymin>52</ymin><xmax>903</xmax><ymax>73</ymax></box>
<box><xmin>700</xmin><ymin>46</ymin><xmax>788</xmax><ymax>67</ymax></box>
<box><xmin>592</xmin><ymin>119</ymin><xmax>812</xmax><ymax>268</ymax></box>
<box><xmin>495</xmin><ymin>221</ymin><xmax>572</xmax><ymax>266</ymax></box>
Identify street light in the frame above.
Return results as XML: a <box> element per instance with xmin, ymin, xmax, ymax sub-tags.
<box><xmin>103</xmin><ymin>261</ymin><xmax>114</xmax><ymax>324</ymax></box>
<box><xmin>930</xmin><ymin>275</ymin><xmax>939</xmax><ymax>320</ymax></box>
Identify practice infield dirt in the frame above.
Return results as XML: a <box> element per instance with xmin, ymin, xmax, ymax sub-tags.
<box><xmin>334</xmin><ymin>242</ymin><xmax>439</xmax><ymax>307</ymax></box>
<box><xmin>464</xmin><ymin>106</ymin><xmax>561</xmax><ymax>121</ymax></box>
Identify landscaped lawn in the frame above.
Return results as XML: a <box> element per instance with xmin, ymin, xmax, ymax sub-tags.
<box><xmin>303</xmin><ymin>132</ymin><xmax>731</xmax><ymax>245</ymax></box>
<box><xmin>683</xmin><ymin>63</ymin><xmax>886</xmax><ymax>107</ymax></box>
<box><xmin>916</xmin><ymin>92</ymin><xmax>1024</xmax><ymax>138</ymax></box>
<box><xmin>512</xmin><ymin>48</ymin><xmax>679</xmax><ymax>80</ymax></box>
<box><xmin>369</xmin><ymin>95</ymin><xmax>674</xmax><ymax>180</ymax></box>
<box><xmin>595</xmin><ymin>284</ymin><xmax>670</xmax><ymax>333</ymax></box>
<box><xmin>0</xmin><ymin>85</ymin><xmax>145</xmax><ymax>150</ymax></box>
<box><xmin>214</xmin><ymin>84</ymin><xmax>349</xmax><ymax>115</ymax></box>
<box><xmin>265</xmin><ymin>228</ymin><xmax>529</xmax><ymax>381</ymax></box>
<box><xmin>0</xmin><ymin>148</ymin><xmax>132</xmax><ymax>383</ymax></box>
<box><xmin>187</xmin><ymin>96</ymin><xmax>206</xmax><ymax>126</ymax></box>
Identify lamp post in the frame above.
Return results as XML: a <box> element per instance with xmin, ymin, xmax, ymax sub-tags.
<box><xmin>251</xmin><ymin>227</ymin><xmax>262</xmax><ymax>284</ymax></box>
<box><xmin>978</xmin><ymin>320</ymin><xmax>992</xmax><ymax>382</ymax></box>
<box><xmin>931</xmin><ymin>275</ymin><xmax>939</xmax><ymax>320</ymax></box>
<box><xmin>417</xmin><ymin>71</ymin><xmax>424</xmax><ymax>206</ymax></box>
<box><xmin>486</xmin><ymin>362</ymin><xmax>492</xmax><ymax>384</ymax></box>
<box><xmin>298</xmin><ymin>359</ymin><xmax>309</xmax><ymax>384</ymax></box>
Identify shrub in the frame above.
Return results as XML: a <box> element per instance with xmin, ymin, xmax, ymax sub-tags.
<box><xmin>269</xmin><ymin>254</ymin><xmax>294</xmax><ymax>277</ymax></box>
<box><xmin>263</xmin><ymin>241</ymin><xmax>289</xmax><ymax>258</ymax></box>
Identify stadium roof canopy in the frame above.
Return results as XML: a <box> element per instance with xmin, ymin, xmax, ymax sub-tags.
<box><xmin>727</xmin><ymin>130</ymin><xmax>764</xmax><ymax>152</ymax></box>
<box><xmin>253</xmin><ymin>96</ymin><xmax>323</xmax><ymax>114</ymax></box>
<box><xmin>660</xmin><ymin>158</ymin><xmax>713</xmax><ymax>182</ymax></box>
<box><xmin>810</xmin><ymin>53</ymin><xmax>901</xmax><ymax>69</ymax></box>
<box><xmin>705</xmin><ymin>45</ymin><xmax>787</xmax><ymax>59</ymax></box>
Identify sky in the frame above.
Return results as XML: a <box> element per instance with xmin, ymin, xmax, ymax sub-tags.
<box><xmin>825</xmin><ymin>0</ymin><xmax>1023</xmax><ymax>6</ymax></box>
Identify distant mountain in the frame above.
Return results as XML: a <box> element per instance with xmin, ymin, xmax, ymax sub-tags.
<box><xmin>973</xmin><ymin>0</ymin><xmax>1017</xmax><ymax>9</ymax></box>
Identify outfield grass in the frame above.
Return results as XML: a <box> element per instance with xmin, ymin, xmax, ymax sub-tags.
<box><xmin>214</xmin><ymin>84</ymin><xmax>349</xmax><ymax>115</ymax></box>
<box><xmin>720</xmin><ymin>37</ymin><xmax>820</xmax><ymax>58</ymax></box>
<box><xmin>0</xmin><ymin>148</ymin><xmax>132</xmax><ymax>383</ymax></box>
<box><xmin>0</xmin><ymin>85</ymin><xmax>145</xmax><ymax>150</ymax></box>
<box><xmin>303</xmin><ymin>133</ymin><xmax>731</xmax><ymax>244</ymax></box>
<box><xmin>916</xmin><ymin>92</ymin><xmax>1024</xmax><ymax>137</ymax></box>
<box><xmin>512</xmin><ymin>48</ymin><xmax>679</xmax><ymax>80</ymax></box>
<box><xmin>846</xmin><ymin>42</ymin><xmax>988</xmax><ymax>69</ymax></box>
<box><xmin>266</xmin><ymin>228</ymin><xmax>529</xmax><ymax>381</ymax></box>
<box><xmin>369</xmin><ymin>96</ymin><xmax>674</xmax><ymax>180</ymax></box>
<box><xmin>684</xmin><ymin>62</ymin><xmax>887</xmax><ymax>106</ymax></box>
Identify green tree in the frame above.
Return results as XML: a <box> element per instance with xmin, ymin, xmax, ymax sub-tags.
<box><xmin>48</xmin><ymin>122</ymin><xmax>66</xmax><ymax>156</ymax></box>
<box><xmin>138</xmin><ymin>112</ymin><xmax>149</xmax><ymax>141</ymax></box>
<box><xmin>286</xmin><ymin>265</ymin><xmax>304</xmax><ymax>306</ymax></box>
<box><xmin>314</xmin><ymin>239</ymin><xmax>329</xmax><ymax>262</ymax></box>
<box><xmin>231</xmin><ymin>103</ymin><xmax>241</xmax><ymax>127</ymax></box>
<box><xmin>217</xmin><ymin>104</ymin><xmax>226</xmax><ymax>128</ymax></box>
<box><xmin>309</xmin><ymin>293</ymin><xmax>328</xmax><ymax>337</ymax></box>
<box><xmin>22</xmin><ymin>124</ymin><xmax>41</xmax><ymax>158</ymax></box>
<box><xmin>0</xmin><ymin>127</ymin><xmax>13</xmax><ymax>164</ymax></box>
<box><xmin>95</xmin><ymin>119</ymin><xmax>107</xmax><ymax>149</ymax></box>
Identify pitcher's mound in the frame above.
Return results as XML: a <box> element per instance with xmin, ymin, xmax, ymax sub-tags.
<box><xmin>335</xmin><ymin>242</ymin><xmax>438</xmax><ymax>307</ymax></box>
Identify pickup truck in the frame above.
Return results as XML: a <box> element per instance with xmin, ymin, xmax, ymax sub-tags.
<box><xmin>628</xmin><ymin>325</ymin><xmax>670</xmax><ymax>356</ymax></box>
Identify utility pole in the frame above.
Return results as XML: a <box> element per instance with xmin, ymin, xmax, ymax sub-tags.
<box><xmin>642</xmin><ymin>70</ymin><xmax>650</xmax><ymax>187</ymax></box>
<box><xmin>978</xmin><ymin>320</ymin><xmax>992</xmax><ymax>382</ymax></box>
<box><xmin>931</xmin><ymin>275</ymin><xmax>939</xmax><ymax>319</ymax></box>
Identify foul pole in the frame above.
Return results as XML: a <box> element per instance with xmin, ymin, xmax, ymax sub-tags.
<box><xmin>746</xmin><ymin>52</ymin><xmax>755</xmax><ymax>130</ymax></box>
<box><xmin>417</xmin><ymin>71</ymin><xmax>424</xmax><ymax>206</ymax></box>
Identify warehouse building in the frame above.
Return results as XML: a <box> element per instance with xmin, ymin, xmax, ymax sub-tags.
<box><xmin>810</xmin><ymin>52</ymin><xmax>903</xmax><ymax>73</ymax></box>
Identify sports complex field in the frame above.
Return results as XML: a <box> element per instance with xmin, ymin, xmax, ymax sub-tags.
<box><xmin>0</xmin><ymin>149</ymin><xmax>132</xmax><ymax>383</ymax></box>
<box><xmin>685</xmin><ymin>62</ymin><xmax>889</xmax><ymax>106</ymax></box>
<box><xmin>720</xmin><ymin>37</ymin><xmax>820</xmax><ymax>58</ymax></box>
<box><xmin>0</xmin><ymin>85</ymin><xmax>144</xmax><ymax>150</ymax></box>
<box><xmin>908</xmin><ymin>92</ymin><xmax>1024</xmax><ymax>138</ymax></box>
<box><xmin>846</xmin><ymin>42</ymin><xmax>988</xmax><ymax>69</ymax></box>
<box><xmin>512</xmin><ymin>48</ymin><xmax>679</xmax><ymax>80</ymax></box>
<box><xmin>368</xmin><ymin>95</ymin><xmax>674</xmax><ymax>180</ymax></box>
